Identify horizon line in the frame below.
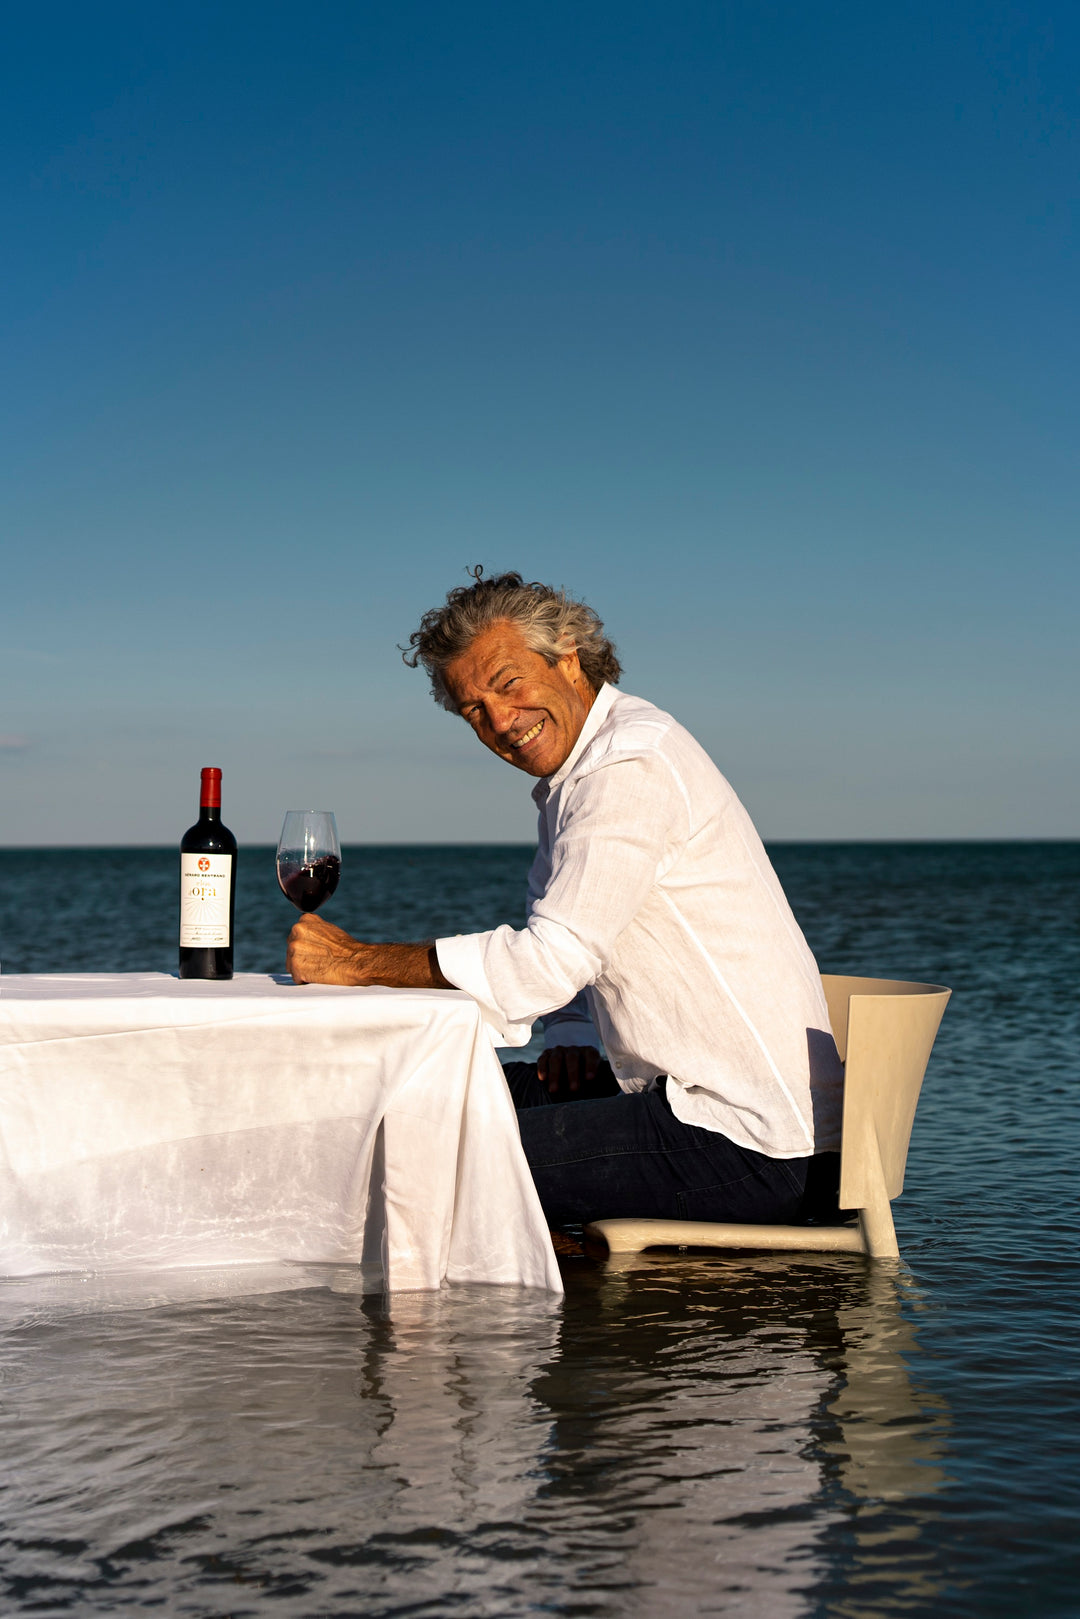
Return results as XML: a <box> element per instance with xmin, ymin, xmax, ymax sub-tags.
<box><xmin>2</xmin><ymin>837</ymin><xmax>1077</xmax><ymax>852</ymax></box>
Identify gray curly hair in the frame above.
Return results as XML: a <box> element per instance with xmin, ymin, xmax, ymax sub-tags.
<box><xmin>403</xmin><ymin>569</ymin><xmax>622</xmax><ymax>711</ymax></box>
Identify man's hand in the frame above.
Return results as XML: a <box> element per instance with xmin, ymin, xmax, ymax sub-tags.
<box><xmin>287</xmin><ymin>915</ymin><xmax>366</xmax><ymax>984</ymax></box>
<box><xmin>537</xmin><ymin>1044</ymin><xmax>616</xmax><ymax>1102</ymax></box>
<box><xmin>287</xmin><ymin>914</ymin><xmax>451</xmax><ymax>989</ymax></box>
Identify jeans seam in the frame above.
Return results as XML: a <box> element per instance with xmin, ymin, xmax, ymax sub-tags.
<box><xmin>527</xmin><ymin>1140</ymin><xmax>727</xmax><ymax>1170</ymax></box>
<box><xmin>777</xmin><ymin>1161</ymin><xmax>805</xmax><ymax>1196</ymax></box>
<box><xmin>675</xmin><ymin>1171</ymin><xmax>755</xmax><ymax>1214</ymax></box>
<box><xmin>676</xmin><ymin>1170</ymin><xmax>797</xmax><ymax>1220</ymax></box>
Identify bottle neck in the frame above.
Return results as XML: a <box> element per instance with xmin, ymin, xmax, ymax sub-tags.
<box><xmin>198</xmin><ymin>767</ymin><xmax>223</xmax><ymax>817</ymax></box>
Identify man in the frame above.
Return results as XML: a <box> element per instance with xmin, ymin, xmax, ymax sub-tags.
<box><xmin>288</xmin><ymin>570</ymin><xmax>844</xmax><ymax>1228</ymax></box>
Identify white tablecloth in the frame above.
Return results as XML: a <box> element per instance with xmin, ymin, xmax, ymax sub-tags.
<box><xmin>0</xmin><ymin>974</ymin><xmax>561</xmax><ymax>1293</ymax></box>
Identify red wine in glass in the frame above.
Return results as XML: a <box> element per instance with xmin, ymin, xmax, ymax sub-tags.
<box><xmin>277</xmin><ymin>854</ymin><xmax>341</xmax><ymax>911</ymax></box>
<box><xmin>277</xmin><ymin>812</ymin><xmax>341</xmax><ymax>914</ymax></box>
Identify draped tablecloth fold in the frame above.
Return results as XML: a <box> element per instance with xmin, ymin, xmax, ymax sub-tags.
<box><xmin>0</xmin><ymin>974</ymin><xmax>561</xmax><ymax>1293</ymax></box>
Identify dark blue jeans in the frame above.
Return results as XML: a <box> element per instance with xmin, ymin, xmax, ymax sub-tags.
<box><xmin>503</xmin><ymin>1061</ymin><xmax>841</xmax><ymax>1228</ymax></box>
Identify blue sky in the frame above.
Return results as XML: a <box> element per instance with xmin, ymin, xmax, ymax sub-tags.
<box><xmin>3</xmin><ymin>1</ymin><xmax>1077</xmax><ymax>843</ymax></box>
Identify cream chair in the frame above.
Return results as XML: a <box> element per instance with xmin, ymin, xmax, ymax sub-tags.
<box><xmin>585</xmin><ymin>975</ymin><xmax>951</xmax><ymax>1262</ymax></box>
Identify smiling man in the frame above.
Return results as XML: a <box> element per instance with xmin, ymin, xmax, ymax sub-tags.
<box><xmin>287</xmin><ymin>570</ymin><xmax>845</xmax><ymax>1231</ymax></box>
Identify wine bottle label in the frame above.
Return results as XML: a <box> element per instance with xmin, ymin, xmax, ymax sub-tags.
<box><xmin>180</xmin><ymin>854</ymin><xmax>233</xmax><ymax>947</ymax></box>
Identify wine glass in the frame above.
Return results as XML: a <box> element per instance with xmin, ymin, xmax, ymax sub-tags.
<box><xmin>276</xmin><ymin>811</ymin><xmax>342</xmax><ymax>913</ymax></box>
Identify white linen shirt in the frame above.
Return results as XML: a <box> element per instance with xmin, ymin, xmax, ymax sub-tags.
<box><xmin>436</xmin><ymin>684</ymin><xmax>843</xmax><ymax>1158</ymax></box>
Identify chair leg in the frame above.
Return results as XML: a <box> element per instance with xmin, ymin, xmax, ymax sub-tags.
<box><xmin>848</xmin><ymin>1121</ymin><xmax>902</xmax><ymax>1259</ymax></box>
<box><xmin>858</xmin><ymin>1196</ymin><xmax>899</xmax><ymax>1259</ymax></box>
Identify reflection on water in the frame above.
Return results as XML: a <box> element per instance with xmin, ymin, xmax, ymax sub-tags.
<box><xmin>547</xmin><ymin>1255</ymin><xmax>948</xmax><ymax>1618</ymax></box>
<box><xmin>0</xmin><ymin>1256</ymin><xmax>946</xmax><ymax>1616</ymax></box>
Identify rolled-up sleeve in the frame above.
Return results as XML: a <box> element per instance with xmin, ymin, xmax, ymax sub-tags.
<box><xmin>436</xmin><ymin>751</ymin><xmax>687</xmax><ymax>1042</ymax></box>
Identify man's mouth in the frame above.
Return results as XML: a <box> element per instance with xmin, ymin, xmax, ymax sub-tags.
<box><xmin>511</xmin><ymin>719</ymin><xmax>545</xmax><ymax>751</ymax></box>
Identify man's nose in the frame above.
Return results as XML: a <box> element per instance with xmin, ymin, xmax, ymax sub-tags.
<box><xmin>487</xmin><ymin>697</ymin><xmax>517</xmax><ymax>735</ymax></box>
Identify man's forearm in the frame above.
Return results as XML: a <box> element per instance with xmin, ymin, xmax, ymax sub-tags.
<box><xmin>353</xmin><ymin>942</ymin><xmax>452</xmax><ymax>989</ymax></box>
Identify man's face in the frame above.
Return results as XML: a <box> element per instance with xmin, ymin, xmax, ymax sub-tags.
<box><xmin>443</xmin><ymin>620</ymin><xmax>596</xmax><ymax>777</ymax></box>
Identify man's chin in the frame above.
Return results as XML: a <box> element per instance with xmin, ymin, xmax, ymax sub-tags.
<box><xmin>503</xmin><ymin>732</ymin><xmax>549</xmax><ymax>773</ymax></box>
<box><xmin>497</xmin><ymin>724</ymin><xmax>572</xmax><ymax>777</ymax></box>
<box><xmin>499</xmin><ymin>742</ymin><xmax>551</xmax><ymax>777</ymax></box>
<box><xmin>518</xmin><ymin>744</ymin><xmax>573</xmax><ymax>778</ymax></box>
<box><xmin>506</xmin><ymin>751</ymin><xmax>549</xmax><ymax>777</ymax></box>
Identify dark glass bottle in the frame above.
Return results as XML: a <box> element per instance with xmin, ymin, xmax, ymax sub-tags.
<box><xmin>179</xmin><ymin>767</ymin><xmax>238</xmax><ymax>980</ymax></box>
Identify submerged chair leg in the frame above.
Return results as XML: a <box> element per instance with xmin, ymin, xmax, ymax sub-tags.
<box><xmin>857</xmin><ymin>1200</ymin><xmax>899</xmax><ymax>1259</ymax></box>
<box><xmin>852</xmin><ymin>1138</ymin><xmax>900</xmax><ymax>1259</ymax></box>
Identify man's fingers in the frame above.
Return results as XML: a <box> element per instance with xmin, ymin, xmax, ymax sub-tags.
<box><xmin>543</xmin><ymin>1048</ymin><xmax>565</xmax><ymax>1097</ymax></box>
<box><xmin>287</xmin><ymin>924</ymin><xmax>312</xmax><ymax>983</ymax></box>
<box><xmin>293</xmin><ymin>913</ymin><xmax>347</xmax><ymax>944</ymax></box>
<box><xmin>286</xmin><ymin>915</ymin><xmax>365</xmax><ymax>985</ymax></box>
<box><xmin>539</xmin><ymin>1045</ymin><xmax>603</xmax><ymax>1100</ymax></box>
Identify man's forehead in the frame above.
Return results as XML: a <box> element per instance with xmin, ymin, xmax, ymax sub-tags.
<box><xmin>452</xmin><ymin>623</ymin><xmax>538</xmax><ymax>686</ymax></box>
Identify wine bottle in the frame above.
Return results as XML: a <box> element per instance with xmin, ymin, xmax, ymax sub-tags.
<box><xmin>179</xmin><ymin>767</ymin><xmax>238</xmax><ymax>980</ymax></box>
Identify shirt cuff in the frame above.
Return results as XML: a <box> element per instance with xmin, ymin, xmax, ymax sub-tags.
<box><xmin>434</xmin><ymin>934</ymin><xmax>534</xmax><ymax>1048</ymax></box>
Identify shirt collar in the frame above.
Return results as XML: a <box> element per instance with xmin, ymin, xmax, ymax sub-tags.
<box><xmin>531</xmin><ymin>682</ymin><xmax>618</xmax><ymax>805</ymax></box>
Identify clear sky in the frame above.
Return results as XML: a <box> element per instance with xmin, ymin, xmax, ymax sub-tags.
<box><xmin>3</xmin><ymin>1</ymin><xmax>1077</xmax><ymax>844</ymax></box>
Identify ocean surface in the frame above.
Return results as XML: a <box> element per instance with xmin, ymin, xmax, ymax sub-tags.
<box><xmin>0</xmin><ymin>841</ymin><xmax>1077</xmax><ymax>1616</ymax></box>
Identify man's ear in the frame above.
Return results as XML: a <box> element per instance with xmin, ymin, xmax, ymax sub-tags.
<box><xmin>557</xmin><ymin>641</ymin><xmax>583</xmax><ymax>680</ymax></box>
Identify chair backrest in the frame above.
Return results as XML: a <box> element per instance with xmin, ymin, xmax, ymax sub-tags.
<box><xmin>821</xmin><ymin>976</ymin><xmax>951</xmax><ymax>1211</ymax></box>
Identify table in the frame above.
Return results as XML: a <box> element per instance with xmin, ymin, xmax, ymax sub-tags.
<box><xmin>0</xmin><ymin>974</ymin><xmax>562</xmax><ymax>1293</ymax></box>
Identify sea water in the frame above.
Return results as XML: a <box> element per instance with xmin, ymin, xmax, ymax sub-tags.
<box><xmin>0</xmin><ymin>842</ymin><xmax>1077</xmax><ymax>1615</ymax></box>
